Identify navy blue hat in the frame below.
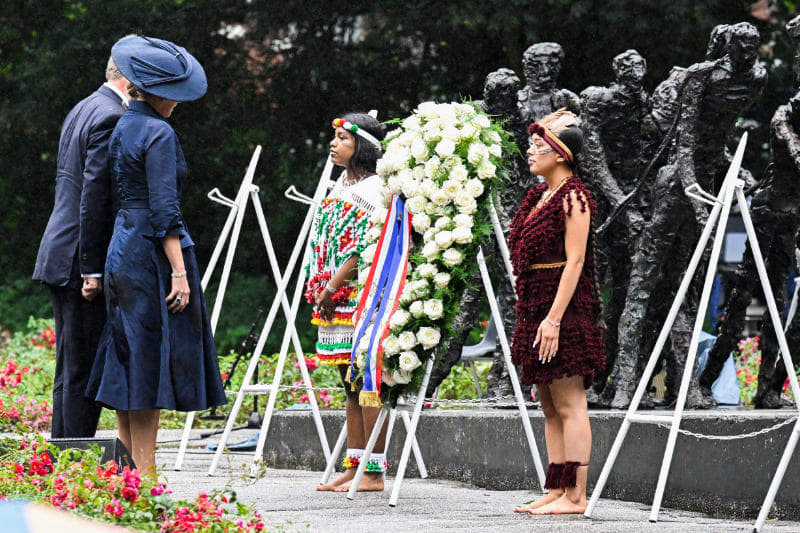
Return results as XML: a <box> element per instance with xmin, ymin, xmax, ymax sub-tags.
<box><xmin>112</xmin><ymin>36</ymin><xmax>207</xmax><ymax>102</ymax></box>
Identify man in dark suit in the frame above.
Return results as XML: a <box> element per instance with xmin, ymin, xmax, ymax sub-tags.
<box><xmin>33</xmin><ymin>52</ymin><xmax>129</xmax><ymax>437</ymax></box>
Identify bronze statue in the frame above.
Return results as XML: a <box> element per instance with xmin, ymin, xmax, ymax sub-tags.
<box><xmin>700</xmin><ymin>16</ymin><xmax>800</xmax><ymax>408</ymax></box>
<box><xmin>579</xmin><ymin>50</ymin><xmax>649</xmax><ymax>395</ymax></box>
<box><xmin>600</xmin><ymin>23</ymin><xmax>767</xmax><ymax>409</ymax></box>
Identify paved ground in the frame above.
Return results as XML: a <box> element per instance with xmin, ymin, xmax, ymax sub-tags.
<box><xmin>145</xmin><ymin>429</ymin><xmax>800</xmax><ymax>533</ymax></box>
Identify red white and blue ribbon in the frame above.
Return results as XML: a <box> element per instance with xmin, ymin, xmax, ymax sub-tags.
<box><xmin>350</xmin><ymin>195</ymin><xmax>412</xmax><ymax>407</ymax></box>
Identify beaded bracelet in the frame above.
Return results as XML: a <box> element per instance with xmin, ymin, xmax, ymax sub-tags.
<box><xmin>171</xmin><ymin>271</ymin><xmax>187</xmax><ymax>279</ymax></box>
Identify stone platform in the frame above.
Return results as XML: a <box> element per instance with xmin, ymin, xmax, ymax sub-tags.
<box><xmin>195</xmin><ymin>408</ymin><xmax>800</xmax><ymax>520</ymax></box>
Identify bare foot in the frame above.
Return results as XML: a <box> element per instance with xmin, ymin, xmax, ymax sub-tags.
<box><xmin>528</xmin><ymin>493</ymin><xmax>587</xmax><ymax>515</ymax></box>
<box><xmin>333</xmin><ymin>473</ymin><xmax>384</xmax><ymax>492</ymax></box>
<box><xmin>514</xmin><ymin>489</ymin><xmax>563</xmax><ymax>512</ymax></box>
<box><xmin>316</xmin><ymin>469</ymin><xmax>355</xmax><ymax>491</ymax></box>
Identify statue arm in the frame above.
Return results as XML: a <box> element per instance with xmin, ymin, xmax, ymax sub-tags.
<box><xmin>673</xmin><ymin>74</ymin><xmax>710</xmax><ymax>221</ymax></box>
<box><xmin>772</xmin><ymin>104</ymin><xmax>800</xmax><ymax>170</ymax></box>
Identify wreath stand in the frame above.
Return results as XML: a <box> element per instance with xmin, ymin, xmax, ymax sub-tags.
<box><xmin>583</xmin><ymin>134</ymin><xmax>800</xmax><ymax>531</ymax></box>
<box><xmin>173</xmin><ymin>147</ymin><xmax>331</xmax><ymax>474</ymax></box>
<box><xmin>338</xmin><ymin>197</ymin><xmax>546</xmax><ymax>506</ymax></box>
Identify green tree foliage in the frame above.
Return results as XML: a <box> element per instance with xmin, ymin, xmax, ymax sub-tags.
<box><xmin>2</xmin><ymin>0</ymin><xmax>795</xmax><ymax>352</ymax></box>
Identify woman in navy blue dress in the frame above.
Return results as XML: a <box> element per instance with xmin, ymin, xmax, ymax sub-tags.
<box><xmin>86</xmin><ymin>36</ymin><xmax>226</xmax><ymax>473</ymax></box>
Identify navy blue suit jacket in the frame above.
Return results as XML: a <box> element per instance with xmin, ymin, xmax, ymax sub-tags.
<box><xmin>33</xmin><ymin>85</ymin><xmax>126</xmax><ymax>287</ymax></box>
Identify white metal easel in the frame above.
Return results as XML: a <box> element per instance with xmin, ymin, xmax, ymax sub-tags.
<box><xmin>583</xmin><ymin>134</ymin><xmax>800</xmax><ymax>530</ymax></box>
<box><xmin>343</xmin><ymin>197</ymin><xmax>546</xmax><ymax>506</ymax></box>
<box><xmin>174</xmin><ymin>147</ymin><xmax>331</xmax><ymax>474</ymax></box>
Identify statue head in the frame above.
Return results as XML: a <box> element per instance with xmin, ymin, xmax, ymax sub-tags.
<box><xmin>706</xmin><ymin>24</ymin><xmax>732</xmax><ymax>60</ymax></box>
<box><xmin>727</xmin><ymin>22</ymin><xmax>760</xmax><ymax>71</ymax></box>
<box><xmin>612</xmin><ymin>49</ymin><xmax>647</xmax><ymax>88</ymax></box>
<box><xmin>522</xmin><ymin>42</ymin><xmax>564</xmax><ymax>92</ymax></box>
<box><xmin>483</xmin><ymin>68</ymin><xmax>521</xmax><ymax>115</ymax></box>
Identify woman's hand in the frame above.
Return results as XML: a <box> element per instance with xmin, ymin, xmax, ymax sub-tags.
<box><xmin>534</xmin><ymin>318</ymin><xmax>560</xmax><ymax>364</ymax></box>
<box><xmin>166</xmin><ymin>276</ymin><xmax>190</xmax><ymax>313</ymax></box>
<box><xmin>315</xmin><ymin>290</ymin><xmax>336</xmax><ymax>323</ymax></box>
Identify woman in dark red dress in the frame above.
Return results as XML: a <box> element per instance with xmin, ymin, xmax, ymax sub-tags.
<box><xmin>509</xmin><ymin>110</ymin><xmax>605</xmax><ymax>515</ymax></box>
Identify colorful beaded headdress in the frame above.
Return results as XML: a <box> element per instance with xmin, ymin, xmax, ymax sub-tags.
<box><xmin>528</xmin><ymin>122</ymin><xmax>574</xmax><ymax>164</ymax></box>
<box><xmin>332</xmin><ymin>117</ymin><xmax>382</xmax><ymax>149</ymax></box>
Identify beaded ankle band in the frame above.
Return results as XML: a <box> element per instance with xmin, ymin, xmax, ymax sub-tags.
<box><xmin>342</xmin><ymin>448</ymin><xmax>364</xmax><ymax>470</ymax></box>
<box><xmin>332</xmin><ymin>118</ymin><xmax>382</xmax><ymax>149</ymax></box>
<box><xmin>364</xmin><ymin>453</ymin><xmax>389</xmax><ymax>474</ymax></box>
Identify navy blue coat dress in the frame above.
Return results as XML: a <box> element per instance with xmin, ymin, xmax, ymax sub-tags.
<box><xmin>86</xmin><ymin>100</ymin><xmax>226</xmax><ymax>412</ymax></box>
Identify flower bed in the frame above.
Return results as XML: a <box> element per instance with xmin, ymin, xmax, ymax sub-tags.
<box><xmin>735</xmin><ymin>335</ymin><xmax>797</xmax><ymax>405</ymax></box>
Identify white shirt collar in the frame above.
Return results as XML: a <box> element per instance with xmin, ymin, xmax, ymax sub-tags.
<box><xmin>104</xmin><ymin>82</ymin><xmax>129</xmax><ymax>105</ymax></box>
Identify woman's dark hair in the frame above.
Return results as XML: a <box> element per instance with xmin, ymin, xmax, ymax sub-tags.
<box><xmin>340</xmin><ymin>112</ymin><xmax>386</xmax><ymax>179</ymax></box>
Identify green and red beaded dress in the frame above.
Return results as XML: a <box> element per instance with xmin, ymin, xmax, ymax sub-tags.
<box><xmin>305</xmin><ymin>174</ymin><xmax>384</xmax><ymax>366</ymax></box>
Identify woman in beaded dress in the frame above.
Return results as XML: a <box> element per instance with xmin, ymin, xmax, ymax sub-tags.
<box><xmin>306</xmin><ymin>113</ymin><xmax>390</xmax><ymax>492</ymax></box>
<box><xmin>509</xmin><ymin>110</ymin><xmax>605</xmax><ymax>515</ymax></box>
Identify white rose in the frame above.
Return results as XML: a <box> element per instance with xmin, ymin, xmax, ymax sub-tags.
<box><xmin>390</xmin><ymin>309</ymin><xmax>411</xmax><ymax>330</ymax></box>
<box><xmin>489</xmin><ymin>143</ymin><xmax>502</xmax><ymax>157</ymax></box>
<box><xmin>398</xmin><ymin>332</ymin><xmax>418</xmax><ymax>351</ymax></box>
<box><xmin>465</xmin><ymin>178</ymin><xmax>485</xmax><ymax>198</ymax></box>
<box><xmin>455</xmin><ymin>102</ymin><xmax>474</xmax><ymax>115</ymax></box>
<box><xmin>362</xmin><ymin>243</ymin><xmax>378</xmax><ymax>263</ymax></box>
<box><xmin>371</xmin><ymin>206</ymin><xmax>388</xmax><ymax>224</ymax></box>
<box><xmin>420</xmin><ymin>177</ymin><xmax>437</xmax><ymax>197</ymax></box>
<box><xmin>421</xmin><ymin>241</ymin><xmax>440</xmax><ymax>260</ymax></box>
<box><xmin>389</xmin><ymin>369</ymin><xmax>412</xmax><ymax>384</ymax></box>
<box><xmin>457</xmin><ymin>197</ymin><xmax>477</xmax><ymax>215</ymax></box>
<box><xmin>454</xmin><ymin>190</ymin><xmax>473</xmax><ymax>207</ymax></box>
<box><xmin>423</xmin><ymin>227</ymin><xmax>437</xmax><ymax>242</ymax></box>
<box><xmin>477</xmin><ymin>160</ymin><xmax>497</xmax><ymax>180</ymax></box>
<box><xmin>356</xmin><ymin>350</ymin><xmax>366</xmax><ymax>369</ymax></box>
<box><xmin>450</xmin><ymin>163</ymin><xmax>469</xmax><ymax>183</ymax></box>
<box><xmin>416</xmin><ymin>327</ymin><xmax>442</xmax><ymax>350</ymax></box>
<box><xmin>401</xmin><ymin>176</ymin><xmax>422</xmax><ymax>198</ymax></box>
<box><xmin>382</xmin><ymin>335</ymin><xmax>401</xmax><ymax>355</ymax></box>
<box><xmin>434</xmin><ymin>216</ymin><xmax>452</xmax><ymax>230</ymax></box>
<box><xmin>398</xmin><ymin>351</ymin><xmax>422</xmax><ymax>372</ymax></box>
<box><xmin>433</xmin><ymin>272</ymin><xmax>451</xmax><ymax>289</ymax></box>
<box><xmin>410</xmin><ymin>279</ymin><xmax>429</xmax><ymax>298</ymax></box>
<box><xmin>438</xmin><ymin>104</ymin><xmax>457</xmax><ymax>124</ymax></box>
<box><xmin>442</xmin><ymin>248</ymin><xmax>463</xmax><ymax>266</ymax></box>
<box><xmin>376</xmin><ymin>158</ymin><xmax>390</xmax><ymax>177</ymax></box>
<box><xmin>459</xmin><ymin>124</ymin><xmax>478</xmax><ymax>140</ymax></box>
<box><xmin>452</xmin><ymin>225</ymin><xmax>473</xmax><ymax>244</ymax></box>
<box><xmin>474</xmin><ymin>114</ymin><xmax>491</xmax><ymax>128</ymax></box>
<box><xmin>412</xmin><ymin>213</ymin><xmax>431</xmax><ymax>233</ymax></box>
<box><xmin>417</xmin><ymin>262</ymin><xmax>438</xmax><ymax>278</ymax></box>
<box><xmin>429</xmin><ymin>188</ymin><xmax>450</xmax><ymax>206</ymax></box>
<box><xmin>434</xmin><ymin>230</ymin><xmax>454</xmax><ymax>249</ymax></box>
<box><xmin>399</xmin><ymin>284</ymin><xmax>414</xmax><ymax>304</ymax></box>
<box><xmin>403</xmin><ymin>115</ymin><xmax>422</xmax><ymax>131</ymax></box>
<box><xmin>424</xmin><ymin>202</ymin><xmax>441</xmax><ymax>215</ymax></box>
<box><xmin>411</xmin><ymin>137</ymin><xmax>430</xmax><ymax>162</ymax></box>
<box><xmin>453</xmin><ymin>213</ymin><xmax>474</xmax><ymax>228</ymax></box>
<box><xmin>397</xmin><ymin>130</ymin><xmax>416</xmax><ymax>147</ymax></box>
<box><xmin>424</xmin><ymin>157</ymin><xmax>441</xmax><ymax>179</ymax></box>
<box><xmin>367</xmin><ymin>226</ymin><xmax>382</xmax><ymax>243</ymax></box>
<box><xmin>435</xmin><ymin>138</ymin><xmax>456</xmax><ymax>158</ymax></box>
<box><xmin>423</xmin><ymin>298</ymin><xmax>444</xmax><ymax>320</ymax></box>
<box><xmin>412</xmin><ymin>165</ymin><xmax>426</xmax><ymax>181</ymax></box>
<box><xmin>385</xmin><ymin>128</ymin><xmax>403</xmax><ymax>142</ymax></box>
<box><xmin>386</xmin><ymin>175</ymin><xmax>402</xmax><ymax>195</ymax></box>
<box><xmin>409</xmin><ymin>300</ymin><xmax>424</xmax><ymax>318</ymax></box>
<box><xmin>406</xmin><ymin>195</ymin><xmax>428</xmax><ymax>214</ymax></box>
<box><xmin>441</xmin><ymin>126</ymin><xmax>461</xmax><ymax>142</ymax></box>
<box><xmin>417</xmin><ymin>101</ymin><xmax>439</xmax><ymax>119</ymax></box>
<box><xmin>467</xmin><ymin>142</ymin><xmax>489</xmax><ymax>164</ymax></box>
<box><xmin>441</xmin><ymin>179</ymin><xmax>462</xmax><ymax>198</ymax></box>
<box><xmin>487</xmin><ymin>130</ymin><xmax>502</xmax><ymax>144</ymax></box>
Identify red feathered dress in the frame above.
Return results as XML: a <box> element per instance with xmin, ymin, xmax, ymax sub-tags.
<box><xmin>509</xmin><ymin>176</ymin><xmax>605</xmax><ymax>388</ymax></box>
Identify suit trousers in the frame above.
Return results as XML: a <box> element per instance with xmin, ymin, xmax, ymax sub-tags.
<box><xmin>49</xmin><ymin>284</ymin><xmax>104</xmax><ymax>437</ymax></box>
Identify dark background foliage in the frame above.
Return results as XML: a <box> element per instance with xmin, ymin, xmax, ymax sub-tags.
<box><xmin>1</xmin><ymin>0</ymin><xmax>796</xmax><ymax>352</ymax></box>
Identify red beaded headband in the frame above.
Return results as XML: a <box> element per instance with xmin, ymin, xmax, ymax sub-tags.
<box><xmin>528</xmin><ymin>123</ymin><xmax>574</xmax><ymax>164</ymax></box>
<box><xmin>332</xmin><ymin>118</ymin><xmax>382</xmax><ymax>148</ymax></box>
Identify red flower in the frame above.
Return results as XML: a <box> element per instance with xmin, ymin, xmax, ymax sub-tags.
<box><xmin>104</xmin><ymin>497</ymin><xmax>124</xmax><ymax>518</ymax></box>
<box><xmin>121</xmin><ymin>485</ymin><xmax>139</xmax><ymax>502</ymax></box>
